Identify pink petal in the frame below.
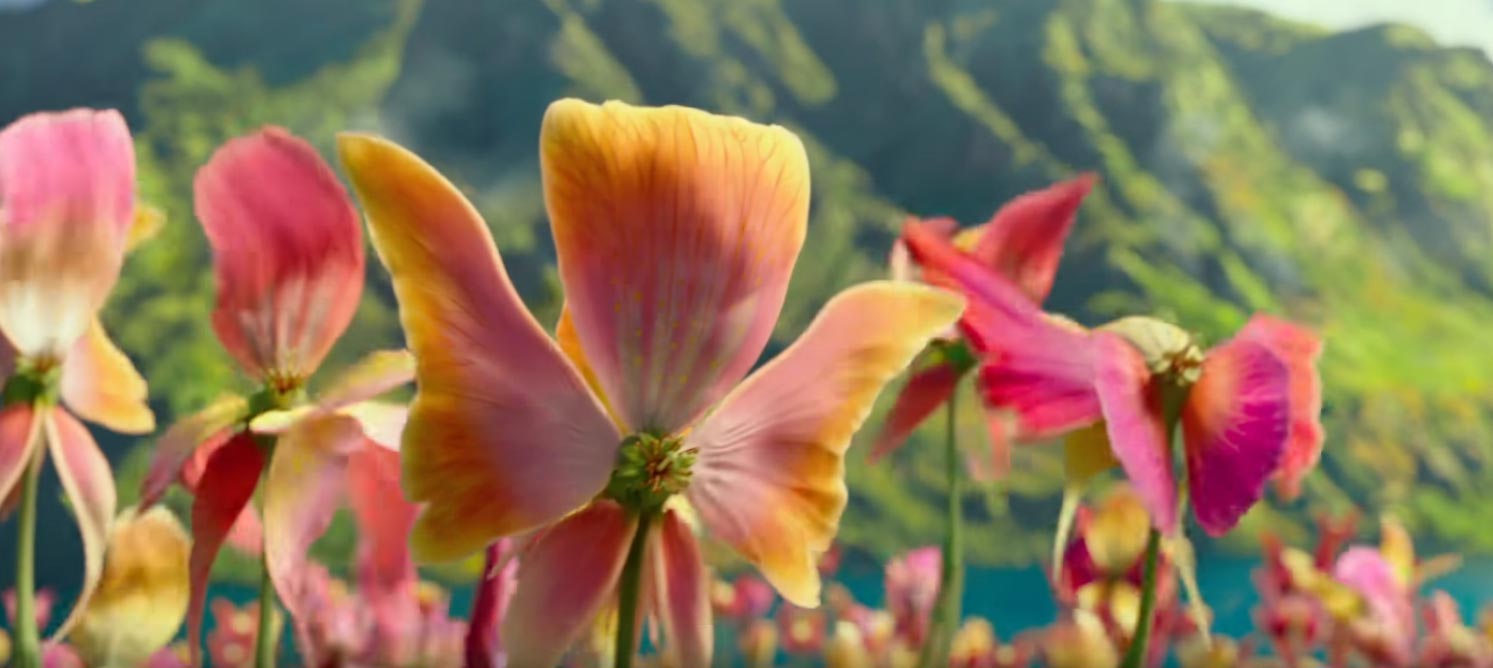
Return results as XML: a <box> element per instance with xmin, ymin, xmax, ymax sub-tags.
<box><xmin>338</xmin><ymin>133</ymin><xmax>620</xmax><ymax>563</ymax></box>
<box><xmin>60</xmin><ymin>318</ymin><xmax>154</xmax><ymax>434</ymax></box>
<box><xmin>140</xmin><ymin>395</ymin><xmax>246</xmax><ymax>509</ymax></box>
<box><xmin>868</xmin><ymin>359</ymin><xmax>961</xmax><ymax>463</ymax></box>
<box><xmin>1334</xmin><ymin>547</ymin><xmax>1414</xmax><ymax>663</ymax></box>
<box><xmin>465</xmin><ymin>539</ymin><xmax>518</xmax><ymax>668</ymax></box>
<box><xmin>1237</xmin><ymin>314</ymin><xmax>1324</xmax><ymax>500</ymax></box>
<box><xmin>263</xmin><ymin>414</ymin><xmax>364</xmax><ymax>631</ymax></box>
<box><xmin>686</xmin><ymin>281</ymin><xmax>964</xmax><ymax>607</ymax></box>
<box><xmin>969</xmin><ymin>404</ymin><xmax>1016</xmax><ymax>482</ymax></box>
<box><xmin>44</xmin><ymin>409</ymin><xmax>117</xmax><ymax>639</ymax></box>
<box><xmin>186</xmin><ymin>433</ymin><xmax>266</xmax><ymax>667</ymax></box>
<box><xmin>0</xmin><ymin>404</ymin><xmax>40</xmax><ymax>521</ymax></box>
<box><xmin>540</xmin><ymin>99</ymin><xmax>811</xmax><ymax>433</ymax></box>
<box><xmin>1184</xmin><ymin>337</ymin><xmax>1291</xmax><ymax>536</ymax></box>
<box><xmin>223</xmin><ymin>507</ymin><xmax>264</xmax><ymax>557</ymax></box>
<box><xmin>502</xmin><ymin>500</ymin><xmax>638</xmax><ymax>668</ymax></box>
<box><xmin>888</xmin><ymin>216</ymin><xmax>958</xmax><ymax>282</ymax></box>
<box><xmin>195</xmin><ymin>127</ymin><xmax>363</xmax><ymax>381</ymax></box>
<box><xmin>315</xmin><ymin>349</ymin><xmax>415</xmax><ymax>410</ymax></box>
<box><xmin>0</xmin><ymin>109</ymin><xmax>135</xmax><ymax>357</ymax></box>
<box><xmin>647</xmin><ymin>509</ymin><xmax>712</xmax><ymax>666</ymax></box>
<box><xmin>970</xmin><ymin>174</ymin><xmax>1094</xmax><ymax>303</ymax></box>
<box><xmin>347</xmin><ymin>440</ymin><xmax>417</xmax><ymax>601</ymax></box>
<box><xmin>1091</xmin><ymin>332</ymin><xmax>1177</xmax><ymax>534</ymax></box>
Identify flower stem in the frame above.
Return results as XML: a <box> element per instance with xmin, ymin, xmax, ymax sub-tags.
<box><xmin>918</xmin><ymin>395</ymin><xmax>964</xmax><ymax>668</ymax></box>
<box><xmin>11</xmin><ymin>449</ymin><xmax>42</xmax><ymax>668</ymax></box>
<box><xmin>1121</xmin><ymin>527</ymin><xmax>1162</xmax><ymax>668</ymax></box>
<box><xmin>255</xmin><ymin>543</ymin><xmax>278</xmax><ymax>668</ymax></box>
<box><xmin>614</xmin><ymin>511</ymin><xmax>654</xmax><ymax>668</ymax></box>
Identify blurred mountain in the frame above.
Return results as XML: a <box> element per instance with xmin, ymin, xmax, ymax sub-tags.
<box><xmin>4</xmin><ymin>0</ymin><xmax>1493</xmax><ymax>568</ymax></box>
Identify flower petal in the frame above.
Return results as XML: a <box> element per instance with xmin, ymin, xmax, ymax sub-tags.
<box><xmin>686</xmin><ymin>281</ymin><xmax>964</xmax><ymax>607</ymax></box>
<box><xmin>1092</xmin><ymin>332</ymin><xmax>1178</xmax><ymax>534</ymax></box>
<box><xmin>1334</xmin><ymin>547</ymin><xmax>1413</xmax><ymax>663</ymax></box>
<box><xmin>541</xmin><ymin>99</ymin><xmax>811</xmax><ymax>433</ymax></box>
<box><xmin>0</xmin><ymin>109</ymin><xmax>135</xmax><ymax>357</ymax></box>
<box><xmin>315</xmin><ymin>349</ymin><xmax>414</xmax><ymax>410</ymax></box>
<box><xmin>502</xmin><ymin>500</ymin><xmax>638</xmax><ymax>668</ymax></box>
<box><xmin>336</xmin><ymin>401</ymin><xmax>407</xmax><ymax>451</ymax></box>
<box><xmin>0</xmin><ymin>404</ymin><xmax>40</xmax><ymax>518</ymax></box>
<box><xmin>263</xmin><ymin>414</ymin><xmax>363</xmax><ymax>630</ymax></box>
<box><xmin>465</xmin><ymin>539</ymin><xmax>518</xmax><ymax>668</ymax></box>
<box><xmin>347</xmin><ymin>440</ymin><xmax>417</xmax><ymax>598</ymax></box>
<box><xmin>45</xmin><ymin>409</ymin><xmax>118</xmax><ymax>639</ymax></box>
<box><xmin>647</xmin><ymin>509</ymin><xmax>712</xmax><ymax>667</ymax></box>
<box><xmin>61</xmin><ymin>318</ymin><xmax>154</xmax><ymax>434</ymax></box>
<box><xmin>868</xmin><ymin>360</ymin><xmax>961</xmax><ymax>463</ymax></box>
<box><xmin>195</xmin><ymin>127</ymin><xmax>363</xmax><ymax>381</ymax></box>
<box><xmin>139</xmin><ymin>395</ymin><xmax>247</xmax><ymax>509</ymax></box>
<box><xmin>888</xmin><ymin>216</ymin><xmax>958</xmax><ymax>282</ymax></box>
<box><xmin>1184</xmin><ymin>337</ymin><xmax>1291</xmax><ymax>536</ymax></box>
<box><xmin>186</xmin><ymin>433</ymin><xmax>265</xmax><ymax>667</ymax></box>
<box><xmin>338</xmin><ymin>133</ymin><xmax>619</xmax><ymax>563</ymax></box>
<box><xmin>1237</xmin><ymin>314</ymin><xmax>1324</xmax><ymax>500</ymax></box>
<box><xmin>70</xmin><ymin>506</ymin><xmax>191</xmax><ymax>668</ymax></box>
<box><xmin>970</xmin><ymin>174</ymin><xmax>1094</xmax><ymax>303</ymax></box>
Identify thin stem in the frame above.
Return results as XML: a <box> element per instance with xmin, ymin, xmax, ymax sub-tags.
<box><xmin>614</xmin><ymin>511</ymin><xmax>654</xmax><ymax>668</ymax></box>
<box><xmin>1121</xmin><ymin>528</ymin><xmax>1162</xmax><ymax>668</ymax></box>
<box><xmin>255</xmin><ymin>556</ymin><xmax>277</xmax><ymax>668</ymax></box>
<box><xmin>11</xmin><ymin>448</ymin><xmax>42</xmax><ymax>668</ymax></box>
<box><xmin>917</xmin><ymin>395</ymin><xmax>964</xmax><ymax>668</ymax></box>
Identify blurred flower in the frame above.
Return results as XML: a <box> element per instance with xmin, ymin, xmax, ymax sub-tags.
<box><xmin>1335</xmin><ymin>546</ymin><xmax>1414</xmax><ymax>665</ymax></box>
<box><xmin>874</xmin><ymin>176</ymin><xmax>1094</xmax><ymax>479</ymax></box>
<box><xmin>711</xmin><ymin>574</ymin><xmax>776</xmax><ymax>624</ymax></box>
<box><xmin>949</xmin><ymin>617</ymin><xmax>998</xmax><ymax>668</ymax></box>
<box><xmin>206</xmin><ymin>598</ymin><xmax>281</xmax><ymax>668</ymax></box>
<box><xmin>69</xmin><ymin>506</ymin><xmax>191</xmax><ymax>667</ymax></box>
<box><xmin>1082</xmin><ymin>486</ymin><xmax>1152</xmax><ymax>579</ymax></box>
<box><xmin>824</xmin><ymin>620</ymin><xmax>871</xmax><ymax>668</ymax></box>
<box><xmin>1419</xmin><ymin>591</ymin><xmax>1492</xmax><ymax>668</ymax></box>
<box><xmin>3</xmin><ymin>587</ymin><xmax>55</xmax><ymax>630</ymax></box>
<box><xmin>0</xmin><ymin>108</ymin><xmax>155</xmax><ymax>644</ymax></box>
<box><xmin>134</xmin><ymin>127</ymin><xmax>414</xmax><ymax>664</ymax></box>
<box><xmin>739</xmin><ymin>618</ymin><xmax>778</xmax><ymax>668</ymax></box>
<box><xmin>1175</xmin><ymin>633</ymin><xmax>1245</xmax><ymax>668</ymax></box>
<box><xmin>778</xmin><ymin>604</ymin><xmax>828</xmax><ymax>656</ymax></box>
<box><xmin>337</xmin><ymin>99</ymin><xmax>963</xmax><ymax>667</ymax></box>
<box><xmin>1043</xmin><ymin>611</ymin><xmax>1119</xmax><ymax>668</ymax></box>
<box><xmin>885</xmin><ymin>546</ymin><xmax>942</xmax><ymax>648</ymax></box>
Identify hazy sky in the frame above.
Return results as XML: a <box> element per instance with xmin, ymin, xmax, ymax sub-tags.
<box><xmin>1174</xmin><ymin>0</ymin><xmax>1493</xmax><ymax>57</ymax></box>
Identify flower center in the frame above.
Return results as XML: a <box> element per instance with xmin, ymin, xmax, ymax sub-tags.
<box><xmin>604</xmin><ymin>432</ymin><xmax>696</xmax><ymax>513</ymax></box>
<box><xmin>2</xmin><ymin>355</ymin><xmax>61</xmax><ymax>406</ymax></box>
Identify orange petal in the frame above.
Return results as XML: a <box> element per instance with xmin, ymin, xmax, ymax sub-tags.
<box><xmin>315</xmin><ymin>349</ymin><xmax>414</xmax><ymax>410</ymax></box>
<box><xmin>685</xmin><ymin>281</ymin><xmax>964</xmax><ymax>606</ymax></box>
<box><xmin>502</xmin><ymin>501</ymin><xmax>638</xmax><ymax>668</ymax></box>
<box><xmin>338</xmin><ymin>133</ymin><xmax>619</xmax><ymax>563</ymax></box>
<box><xmin>195</xmin><ymin>127</ymin><xmax>363</xmax><ymax>381</ymax></box>
<box><xmin>541</xmin><ymin>99</ymin><xmax>811</xmax><ymax>433</ymax></box>
<box><xmin>139</xmin><ymin>395</ymin><xmax>247</xmax><ymax>509</ymax></box>
<box><xmin>45</xmin><ymin>409</ymin><xmax>118</xmax><ymax>640</ymax></box>
<box><xmin>263</xmin><ymin>414</ymin><xmax>363</xmax><ymax>629</ymax></box>
<box><xmin>647</xmin><ymin>509</ymin><xmax>712</xmax><ymax>666</ymax></box>
<box><xmin>61</xmin><ymin>318</ymin><xmax>154</xmax><ymax>434</ymax></box>
<box><xmin>0</xmin><ymin>109</ymin><xmax>135</xmax><ymax>357</ymax></box>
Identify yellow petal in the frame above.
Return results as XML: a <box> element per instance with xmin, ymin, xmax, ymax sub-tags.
<box><xmin>70</xmin><ymin>505</ymin><xmax>190</xmax><ymax>667</ymax></box>
<box><xmin>60</xmin><ymin>318</ymin><xmax>154</xmax><ymax>434</ymax></box>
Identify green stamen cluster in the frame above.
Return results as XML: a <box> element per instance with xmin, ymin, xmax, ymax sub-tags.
<box><xmin>2</xmin><ymin>357</ymin><xmax>62</xmax><ymax>407</ymax></box>
<box><xmin>604</xmin><ymin>432</ymin><xmax>696</xmax><ymax>513</ymax></box>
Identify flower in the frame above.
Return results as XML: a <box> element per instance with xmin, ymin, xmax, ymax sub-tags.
<box><xmin>205</xmin><ymin>598</ymin><xmax>281</xmax><ymax>668</ymax></box>
<box><xmin>134</xmin><ymin>127</ymin><xmax>414</xmax><ymax>664</ymax></box>
<box><xmin>336</xmin><ymin>98</ymin><xmax>964</xmax><ymax>666</ymax></box>
<box><xmin>884</xmin><ymin>546</ymin><xmax>942</xmax><ymax>647</ymax></box>
<box><xmin>69</xmin><ymin>506</ymin><xmax>191</xmax><ymax>667</ymax></box>
<box><xmin>0</xmin><ymin>109</ymin><xmax>156</xmax><ymax>641</ymax></box>
<box><xmin>873</xmin><ymin>176</ymin><xmax>1094</xmax><ymax>478</ymax></box>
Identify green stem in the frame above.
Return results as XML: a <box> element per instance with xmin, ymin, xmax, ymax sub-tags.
<box><xmin>614</xmin><ymin>511</ymin><xmax>654</xmax><ymax>668</ymax></box>
<box><xmin>1121</xmin><ymin>528</ymin><xmax>1162</xmax><ymax>668</ymax></box>
<box><xmin>255</xmin><ymin>556</ymin><xmax>277</xmax><ymax>668</ymax></box>
<box><xmin>11</xmin><ymin>449</ymin><xmax>42</xmax><ymax>668</ymax></box>
<box><xmin>917</xmin><ymin>396</ymin><xmax>963</xmax><ymax>668</ymax></box>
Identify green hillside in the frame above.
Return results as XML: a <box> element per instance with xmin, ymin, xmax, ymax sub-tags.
<box><xmin>5</xmin><ymin>0</ymin><xmax>1493</xmax><ymax>570</ymax></box>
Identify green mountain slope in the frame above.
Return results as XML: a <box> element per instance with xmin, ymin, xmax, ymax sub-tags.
<box><xmin>5</xmin><ymin>0</ymin><xmax>1493</xmax><ymax>568</ymax></box>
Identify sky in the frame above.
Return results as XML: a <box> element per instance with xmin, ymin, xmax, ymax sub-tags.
<box><xmin>1173</xmin><ymin>0</ymin><xmax>1493</xmax><ymax>57</ymax></box>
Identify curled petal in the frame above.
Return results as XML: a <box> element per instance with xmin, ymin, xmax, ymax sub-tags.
<box><xmin>45</xmin><ymin>409</ymin><xmax>118</xmax><ymax>639</ymax></box>
<box><xmin>687</xmin><ymin>282</ymin><xmax>963</xmax><ymax>607</ymax></box>
<box><xmin>337</xmin><ymin>401</ymin><xmax>407</xmax><ymax>451</ymax></box>
<box><xmin>0</xmin><ymin>109</ymin><xmax>135</xmax><ymax>357</ymax></box>
<box><xmin>140</xmin><ymin>395</ymin><xmax>247</xmax><ymax>509</ymax></box>
<box><xmin>1092</xmin><ymin>332</ymin><xmax>1177</xmax><ymax>534</ymax></box>
<box><xmin>0</xmin><ymin>404</ymin><xmax>40</xmax><ymax>520</ymax></box>
<box><xmin>186</xmin><ymin>433</ymin><xmax>266</xmax><ymax>667</ymax></box>
<box><xmin>465</xmin><ymin>539</ymin><xmax>519</xmax><ymax>668</ymax></box>
<box><xmin>338</xmin><ymin>133</ymin><xmax>618</xmax><ymax>562</ymax></box>
<box><xmin>195</xmin><ymin>127</ymin><xmax>363</xmax><ymax>381</ymax></box>
<box><xmin>315</xmin><ymin>349</ymin><xmax>415</xmax><ymax>410</ymax></box>
<box><xmin>1238</xmin><ymin>314</ymin><xmax>1324</xmax><ymax>500</ymax></box>
<box><xmin>971</xmin><ymin>174</ymin><xmax>1094</xmax><ymax>303</ymax></box>
<box><xmin>868</xmin><ymin>359</ymin><xmax>961</xmax><ymax>463</ymax></box>
<box><xmin>264</xmin><ymin>414</ymin><xmax>363</xmax><ymax>630</ymax></box>
<box><xmin>1184</xmin><ymin>338</ymin><xmax>1290</xmax><ymax>536</ymax></box>
<box><xmin>71</xmin><ymin>506</ymin><xmax>191</xmax><ymax>668</ymax></box>
<box><xmin>541</xmin><ymin>99</ymin><xmax>810</xmax><ymax>433</ymax></box>
<box><xmin>61</xmin><ymin>318</ymin><xmax>154</xmax><ymax>434</ymax></box>
<box><xmin>503</xmin><ymin>501</ymin><xmax>638</xmax><ymax>668</ymax></box>
<box><xmin>648</xmin><ymin>510</ymin><xmax>712</xmax><ymax>667</ymax></box>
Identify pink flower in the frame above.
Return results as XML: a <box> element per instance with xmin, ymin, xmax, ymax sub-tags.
<box><xmin>885</xmin><ymin>546</ymin><xmax>942</xmax><ymax>647</ymax></box>
<box><xmin>336</xmin><ymin>99</ymin><xmax>963</xmax><ymax>667</ymax></box>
